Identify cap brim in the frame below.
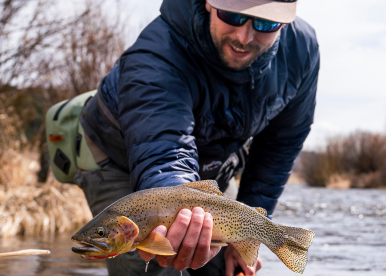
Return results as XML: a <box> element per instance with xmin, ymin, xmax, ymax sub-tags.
<box><xmin>207</xmin><ymin>0</ymin><xmax>297</xmax><ymax>24</ymax></box>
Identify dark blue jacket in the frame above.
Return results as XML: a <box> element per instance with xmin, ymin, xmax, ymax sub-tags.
<box><xmin>83</xmin><ymin>0</ymin><xmax>319</xmax><ymax>217</ymax></box>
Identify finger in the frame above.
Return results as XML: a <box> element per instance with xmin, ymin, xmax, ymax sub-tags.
<box><xmin>240</xmin><ymin>264</ymin><xmax>255</xmax><ymax>276</ymax></box>
<box><xmin>254</xmin><ymin>256</ymin><xmax>262</xmax><ymax>271</ymax></box>
<box><xmin>208</xmin><ymin>245</ymin><xmax>221</xmax><ymax>260</ymax></box>
<box><xmin>190</xmin><ymin>212</ymin><xmax>213</xmax><ymax>269</ymax></box>
<box><xmin>156</xmin><ymin>209</ymin><xmax>192</xmax><ymax>267</ymax></box>
<box><xmin>237</xmin><ymin>256</ymin><xmax>255</xmax><ymax>276</ymax></box>
<box><xmin>139</xmin><ymin>225</ymin><xmax>167</xmax><ymax>262</ymax></box>
<box><xmin>226</xmin><ymin>246</ymin><xmax>256</xmax><ymax>276</ymax></box>
<box><xmin>173</xmin><ymin>207</ymin><xmax>205</xmax><ymax>271</ymax></box>
<box><xmin>225</xmin><ymin>248</ymin><xmax>236</xmax><ymax>276</ymax></box>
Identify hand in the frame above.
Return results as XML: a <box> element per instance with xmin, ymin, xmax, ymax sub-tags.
<box><xmin>139</xmin><ymin>207</ymin><xmax>221</xmax><ymax>271</ymax></box>
<box><xmin>224</xmin><ymin>246</ymin><xmax>262</xmax><ymax>276</ymax></box>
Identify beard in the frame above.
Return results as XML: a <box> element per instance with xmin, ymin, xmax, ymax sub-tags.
<box><xmin>211</xmin><ymin>31</ymin><xmax>272</xmax><ymax>71</ymax></box>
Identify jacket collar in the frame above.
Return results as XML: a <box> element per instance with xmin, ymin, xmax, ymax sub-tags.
<box><xmin>160</xmin><ymin>0</ymin><xmax>280</xmax><ymax>85</ymax></box>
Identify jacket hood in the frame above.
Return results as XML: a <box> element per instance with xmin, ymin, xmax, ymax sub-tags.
<box><xmin>160</xmin><ymin>0</ymin><xmax>280</xmax><ymax>85</ymax></box>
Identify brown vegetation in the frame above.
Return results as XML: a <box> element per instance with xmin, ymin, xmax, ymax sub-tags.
<box><xmin>0</xmin><ymin>150</ymin><xmax>92</xmax><ymax>238</ymax></box>
<box><xmin>0</xmin><ymin>0</ymin><xmax>128</xmax><ymax>236</ymax></box>
<box><xmin>300</xmin><ymin>132</ymin><xmax>386</xmax><ymax>188</ymax></box>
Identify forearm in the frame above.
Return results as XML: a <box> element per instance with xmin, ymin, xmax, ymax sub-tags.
<box><xmin>237</xmin><ymin>125</ymin><xmax>311</xmax><ymax>217</ymax></box>
<box><xmin>129</xmin><ymin>139</ymin><xmax>200</xmax><ymax>191</ymax></box>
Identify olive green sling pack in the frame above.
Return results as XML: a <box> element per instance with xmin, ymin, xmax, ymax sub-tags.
<box><xmin>45</xmin><ymin>90</ymin><xmax>101</xmax><ymax>183</ymax></box>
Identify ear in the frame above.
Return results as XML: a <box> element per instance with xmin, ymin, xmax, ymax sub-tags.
<box><xmin>205</xmin><ymin>1</ymin><xmax>211</xmax><ymax>13</ymax></box>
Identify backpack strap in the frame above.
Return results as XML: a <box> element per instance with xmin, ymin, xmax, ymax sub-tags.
<box><xmin>83</xmin><ymin>129</ymin><xmax>109</xmax><ymax>165</ymax></box>
<box><xmin>95</xmin><ymin>85</ymin><xmax>121</xmax><ymax>130</ymax></box>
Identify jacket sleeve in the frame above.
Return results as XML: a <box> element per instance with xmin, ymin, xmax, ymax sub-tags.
<box><xmin>118</xmin><ymin>53</ymin><xmax>200</xmax><ymax>192</ymax></box>
<box><xmin>237</xmin><ymin>51</ymin><xmax>320</xmax><ymax>218</ymax></box>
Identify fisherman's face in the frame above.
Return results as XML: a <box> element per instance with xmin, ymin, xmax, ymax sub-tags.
<box><xmin>205</xmin><ymin>2</ymin><xmax>283</xmax><ymax>70</ymax></box>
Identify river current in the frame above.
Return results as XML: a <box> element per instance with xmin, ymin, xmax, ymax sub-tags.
<box><xmin>0</xmin><ymin>184</ymin><xmax>385</xmax><ymax>276</ymax></box>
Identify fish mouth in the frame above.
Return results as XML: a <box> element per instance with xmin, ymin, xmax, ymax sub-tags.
<box><xmin>71</xmin><ymin>238</ymin><xmax>111</xmax><ymax>256</ymax></box>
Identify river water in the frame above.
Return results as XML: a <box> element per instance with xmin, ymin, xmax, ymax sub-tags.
<box><xmin>0</xmin><ymin>184</ymin><xmax>385</xmax><ymax>276</ymax></box>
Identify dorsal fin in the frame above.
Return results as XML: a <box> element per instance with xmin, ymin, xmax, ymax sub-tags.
<box><xmin>254</xmin><ymin>207</ymin><xmax>267</xmax><ymax>217</ymax></box>
<box><xmin>180</xmin><ymin>180</ymin><xmax>223</xmax><ymax>196</ymax></box>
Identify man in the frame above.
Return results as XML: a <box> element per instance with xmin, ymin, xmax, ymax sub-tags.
<box><xmin>75</xmin><ymin>0</ymin><xmax>319</xmax><ymax>275</ymax></box>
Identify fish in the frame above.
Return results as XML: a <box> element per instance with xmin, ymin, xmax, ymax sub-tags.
<box><xmin>71</xmin><ymin>180</ymin><xmax>314</xmax><ymax>274</ymax></box>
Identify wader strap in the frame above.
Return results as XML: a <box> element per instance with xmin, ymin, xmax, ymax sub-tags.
<box><xmin>95</xmin><ymin>86</ymin><xmax>121</xmax><ymax>130</ymax></box>
<box><xmin>84</xmin><ymin>130</ymin><xmax>109</xmax><ymax>165</ymax></box>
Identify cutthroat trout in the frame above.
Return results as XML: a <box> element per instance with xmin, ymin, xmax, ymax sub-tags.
<box><xmin>72</xmin><ymin>180</ymin><xmax>314</xmax><ymax>273</ymax></box>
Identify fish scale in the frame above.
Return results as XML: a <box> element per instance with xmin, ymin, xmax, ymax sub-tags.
<box><xmin>72</xmin><ymin>180</ymin><xmax>315</xmax><ymax>274</ymax></box>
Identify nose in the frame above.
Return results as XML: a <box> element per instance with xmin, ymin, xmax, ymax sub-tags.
<box><xmin>236</xmin><ymin>20</ymin><xmax>255</xmax><ymax>45</ymax></box>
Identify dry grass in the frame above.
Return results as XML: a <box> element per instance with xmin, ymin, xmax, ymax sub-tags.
<box><xmin>0</xmin><ymin>149</ymin><xmax>92</xmax><ymax>238</ymax></box>
<box><xmin>0</xmin><ymin>0</ymin><xmax>126</xmax><ymax>238</ymax></box>
<box><xmin>300</xmin><ymin>131</ymin><xmax>386</xmax><ymax>188</ymax></box>
<box><xmin>286</xmin><ymin>172</ymin><xmax>306</xmax><ymax>184</ymax></box>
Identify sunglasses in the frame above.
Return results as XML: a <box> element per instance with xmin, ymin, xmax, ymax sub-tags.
<box><xmin>217</xmin><ymin>10</ymin><xmax>282</xmax><ymax>33</ymax></box>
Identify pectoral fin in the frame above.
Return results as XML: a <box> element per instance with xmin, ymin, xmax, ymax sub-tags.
<box><xmin>134</xmin><ymin>232</ymin><xmax>176</xmax><ymax>256</ymax></box>
<box><xmin>230</xmin><ymin>240</ymin><xmax>261</xmax><ymax>267</ymax></box>
<box><xmin>210</xmin><ymin>240</ymin><xmax>228</xmax><ymax>247</ymax></box>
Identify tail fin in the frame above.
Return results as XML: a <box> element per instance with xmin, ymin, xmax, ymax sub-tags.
<box><xmin>270</xmin><ymin>225</ymin><xmax>315</xmax><ymax>274</ymax></box>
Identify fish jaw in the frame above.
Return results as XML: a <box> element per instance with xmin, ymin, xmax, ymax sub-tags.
<box><xmin>71</xmin><ymin>237</ymin><xmax>113</xmax><ymax>257</ymax></box>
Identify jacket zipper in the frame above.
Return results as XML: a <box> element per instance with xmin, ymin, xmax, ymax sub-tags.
<box><xmin>248</xmin><ymin>67</ymin><xmax>255</xmax><ymax>90</ymax></box>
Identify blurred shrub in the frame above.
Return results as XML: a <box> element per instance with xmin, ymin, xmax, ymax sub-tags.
<box><xmin>0</xmin><ymin>0</ymin><xmax>127</xmax><ymax>236</ymax></box>
<box><xmin>0</xmin><ymin>0</ymin><xmax>127</xmax><ymax>165</ymax></box>
<box><xmin>0</xmin><ymin>150</ymin><xmax>92</xmax><ymax>237</ymax></box>
<box><xmin>301</xmin><ymin>132</ymin><xmax>386</xmax><ymax>188</ymax></box>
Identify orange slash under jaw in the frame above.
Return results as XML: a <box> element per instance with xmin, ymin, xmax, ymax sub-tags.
<box><xmin>81</xmin><ymin>252</ymin><xmax>119</xmax><ymax>260</ymax></box>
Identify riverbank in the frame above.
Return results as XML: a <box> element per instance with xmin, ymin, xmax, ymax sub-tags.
<box><xmin>0</xmin><ymin>150</ymin><xmax>92</xmax><ymax>238</ymax></box>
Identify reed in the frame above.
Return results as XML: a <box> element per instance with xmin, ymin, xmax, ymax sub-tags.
<box><xmin>300</xmin><ymin>131</ymin><xmax>386</xmax><ymax>188</ymax></box>
<box><xmin>0</xmin><ymin>149</ymin><xmax>92</xmax><ymax>238</ymax></box>
<box><xmin>0</xmin><ymin>249</ymin><xmax>50</xmax><ymax>258</ymax></box>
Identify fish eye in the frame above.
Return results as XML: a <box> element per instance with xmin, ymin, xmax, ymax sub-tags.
<box><xmin>96</xmin><ymin>227</ymin><xmax>106</xmax><ymax>237</ymax></box>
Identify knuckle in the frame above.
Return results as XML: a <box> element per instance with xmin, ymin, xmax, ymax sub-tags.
<box><xmin>190</xmin><ymin>258</ymin><xmax>207</xmax><ymax>270</ymax></box>
<box><xmin>210</xmin><ymin>246</ymin><xmax>221</xmax><ymax>258</ymax></box>
<box><xmin>190</xmin><ymin>263</ymin><xmax>200</xmax><ymax>270</ymax></box>
<box><xmin>180</xmin><ymin>220</ymin><xmax>191</xmax><ymax>229</ymax></box>
<box><xmin>176</xmin><ymin>216</ymin><xmax>191</xmax><ymax>228</ymax></box>
<box><xmin>201</xmin><ymin>223</ymin><xmax>212</xmax><ymax>231</ymax></box>
<box><xmin>197</xmin><ymin>241</ymin><xmax>209</xmax><ymax>251</ymax></box>
<box><xmin>182</xmin><ymin>241</ymin><xmax>196</xmax><ymax>251</ymax></box>
<box><xmin>190</xmin><ymin>219</ymin><xmax>203</xmax><ymax>228</ymax></box>
<box><xmin>173</xmin><ymin>262</ymin><xmax>187</xmax><ymax>271</ymax></box>
<box><xmin>158</xmin><ymin>261</ymin><xmax>168</xmax><ymax>268</ymax></box>
<box><xmin>156</xmin><ymin>256</ymin><xmax>171</xmax><ymax>267</ymax></box>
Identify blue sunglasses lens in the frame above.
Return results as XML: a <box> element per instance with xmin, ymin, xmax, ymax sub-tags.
<box><xmin>253</xmin><ymin>18</ymin><xmax>282</xmax><ymax>32</ymax></box>
<box><xmin>217</xmin><ymin>10</ymin><xmax>247</xmax><ymax>26</ymax></box>
<box><xmin>217</xmin><ymin>10</ymin><xmax>282</xmax><ymax>33</ymax></box>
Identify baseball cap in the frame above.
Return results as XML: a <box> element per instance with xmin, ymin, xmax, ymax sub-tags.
<box><xmin>206</xmin><ymin>0</ymin><xmax>297</xmax><ymax>24</ymax></box>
